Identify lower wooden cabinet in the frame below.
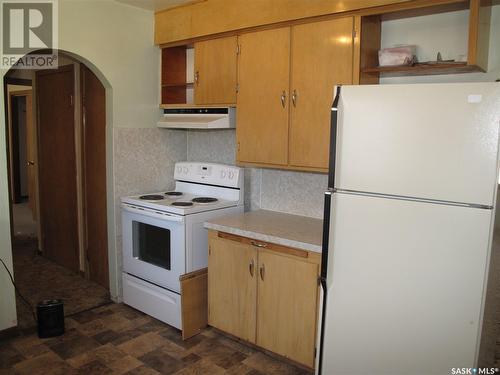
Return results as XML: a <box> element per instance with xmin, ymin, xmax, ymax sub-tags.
<box><xmin>207</xmin><ymin>232</ymin><xmax>257</xmax><ymax>342</ymax></box>
<box><xmin>208</xmin><ymin>231</ymin><xmax>321</xmax><ymax>368</ymax></box>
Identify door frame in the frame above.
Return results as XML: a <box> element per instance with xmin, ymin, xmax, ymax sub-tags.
<box><xmin>3</xmin><ymin>77</ymin><xmax>33</xmax><ymax>241</ymax></box>
<box><xmin>3</xmin><ymin>50</ymin><xmax>120</xmax><ymax>302</ymax></box>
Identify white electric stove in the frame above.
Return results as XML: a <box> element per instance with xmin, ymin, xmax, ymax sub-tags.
<box><xmin>121</xmin><ymin>162</ymin><xmax>243</xmax><ymax>329</ymax></box>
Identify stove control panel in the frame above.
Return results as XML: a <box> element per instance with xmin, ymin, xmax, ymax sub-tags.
<box><xmin>174</xmin><ymin>162</ymin><xmax>243</xmax><ymax>188</ymax></box>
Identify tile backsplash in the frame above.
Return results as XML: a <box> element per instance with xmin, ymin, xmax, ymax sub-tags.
<box><xmin>113</xmin><ymin>127</ymin><xmax>187</xmax><ymax>236</ymax></box>
<box><xmin>187</xmin><ymin>129</ymin><xmax>327</xmax><ymax>219</ymax></box>
<box><xmin>114</xmin><ymin>127</ymin><xmax>326</xmax><ymax>226</ymax></box>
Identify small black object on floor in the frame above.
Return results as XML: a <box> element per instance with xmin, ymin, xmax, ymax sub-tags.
<box><xmin>37</xmin><ymin>299</ymin><xmax>65</xmax><ymax>338</ymax></box>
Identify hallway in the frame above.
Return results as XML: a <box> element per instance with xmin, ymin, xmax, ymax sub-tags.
<box><xmin>11</xmin><ymin>236</ymin><xmax>110</xmax><ymax>329</ymax></box>
<box><xmin>12</xmin><ymin>202</ymin><xmax>37</xmax><ymax>238</ymax></box>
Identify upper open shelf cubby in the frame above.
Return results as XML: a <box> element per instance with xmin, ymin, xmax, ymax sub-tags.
<box><xmin>161</xmin><ymin>45</ymin><xmax>194</xmax><ymax>104</ymax></box>
<box><xmin>358</xmin><ymin>0</ymin><xmax>491</xmax><ymax>81</ymax></box>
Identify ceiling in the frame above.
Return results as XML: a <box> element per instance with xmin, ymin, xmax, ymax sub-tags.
<box><xmin>115</xmin><ymin>0</ymin><xmax>196</xmax><ymax>12</ymax></box>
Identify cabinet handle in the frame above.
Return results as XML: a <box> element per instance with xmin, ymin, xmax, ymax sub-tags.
<box><xmin>280</xmin><ymin>90</ymin><xmax>287</xmax><ymax>108</ymax></box>
<box><xmin>195</xmin><ymin>71</ymin><xmax>199</xmax><ymax>85</ymax></box>
<box><xmin>259</xmin><ymin>263</ymin><xmax>265</xmax><ymax>281</ymax></box>
<box><xmin>251</xmin><ymin>240</ymin><xmax>267</xmax><ymax>248</ymax></box>
<box><xmin>292</xmin><ymin>89</ymin><xmax>298</xmax><ymax>107</ymax></box>
<box><xmin>249</xmin><ymin>259</ymin><xmax>255</xmax><ymax>277</ymax></box>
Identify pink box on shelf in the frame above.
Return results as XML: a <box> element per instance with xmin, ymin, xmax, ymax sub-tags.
<box><xmin>378</xmin><ymin>46</ymin><xmax>417</xmax><ymax>66</ymax></box>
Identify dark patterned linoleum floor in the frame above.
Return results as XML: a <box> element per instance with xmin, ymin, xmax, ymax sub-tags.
<box><xmin>11</xmin><ymin>236</ymin><xmax>110</xmax><ymax>329</ymax></box>
<box><xmin>0</xmin><ymin>303</ymin><xmax>312</xmax><ymax>374</ymax></box>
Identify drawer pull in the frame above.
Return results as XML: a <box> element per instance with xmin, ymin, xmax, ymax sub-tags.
<box><xmin>259</xmin><ymin>263</ymin><xmax>265</xmax><ymax>281</ymax></box>
<box><xmin>249</xmin><ymin>259</ymin><xmax>255</xmax><ymax>277</ymax></box>
<box><xmin>251</xmin><ymin>240</ymin><xmax>267</xmax><ymax>248</ymax></box>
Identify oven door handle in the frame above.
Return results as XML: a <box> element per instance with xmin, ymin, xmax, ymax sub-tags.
<box><xmin>122</xmin><ymin>204</ymin><xmax>185</xmax><ymax>223</ymax></box>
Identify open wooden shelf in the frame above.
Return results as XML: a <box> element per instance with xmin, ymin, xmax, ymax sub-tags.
<box><xmin>357</xmin><ymin>0</ymin><xmax>491</xmax><ymax>83</ymax></box>
<box><xmin>362</xmin><ymin>62</ymin><xmax>484</xmax><ymax>77</ymax></box>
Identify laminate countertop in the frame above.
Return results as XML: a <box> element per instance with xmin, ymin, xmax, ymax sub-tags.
<box><xmin>204</xmin><ymin>209</ymin><xmax>323</xmax><ymax>253</ymax></box>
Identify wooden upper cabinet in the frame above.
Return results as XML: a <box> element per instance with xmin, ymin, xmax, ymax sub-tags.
<box><xmin>289</xmin><ymin>18</ymin><xmax>354</xmax><ymax>170</ymax></box>
<box><xmin>194</xmin><ymin>36</ymin><xmax>238</xmax><ymax>105</ymax></box>
<box><xmin>236</xmin><ymin>27</ymin><xmax>291</xmax><ymax>166</ymax></box>
<box><xmin>207</xmin><ymin>233</ymin><xmax>257</xmax><ymax>343</ymax></box>
<box><xmin>256</xmin><ymin>250</ymin><xmax>320</xmax><ymax>368</ymax></box>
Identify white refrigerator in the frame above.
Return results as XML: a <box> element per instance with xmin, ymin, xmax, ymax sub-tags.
<box><xmin>317</xmin><ymin>83</ymin><xmax>500</xmax><ymax>375</ymax></box>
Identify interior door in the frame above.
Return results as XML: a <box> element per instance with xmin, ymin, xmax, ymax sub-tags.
<box><xmin>208</xmin><ymin>233</ymin><xmax>257</xmax><ymax>342</ymax></box>
<box><xmin>236</xmin><ymin>27</ymin><xmax>290</xmax><ymax>166</ymax></box>
<box><xmin>194</xmin><ymin>36</ymin><xmax>238</xmax><ymax>104</ymax></box>
<box><xmin>256</xmin><ymin>250</ymin><xmax>319</xmax><ymax>368</ymax></box>
<box><xmin>36</xmin><ymin>65</ymin><xmax>79</xmax><ymax>272</ymax></box>
<box><xmin>322</xmin><ymin>192</ymin><xmax>492</xmax><ymax>375</ymax></box>
<box><xmin>289</xmin><ymin>17</ymin><xmax>354</xmax><ymax>170</ymax></box>
<box><xmin>24</xmin><ymin>90</ymin><xmax>37</xmax><ymax>220</ymax></box>
<box><xmin>81</xmin><ymin>65</ymin><xmax>108</xmax><ymax>289</ymax></box>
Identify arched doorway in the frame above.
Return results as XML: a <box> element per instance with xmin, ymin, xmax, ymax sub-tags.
<box><xmin>4</xmin><ymin>50</ymin><xmax>112</xmax><ymax>328</ymax></box>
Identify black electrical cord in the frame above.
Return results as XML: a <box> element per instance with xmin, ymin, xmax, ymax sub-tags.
<box><xmin>0</xmin><ymin>257</ymin><xmax>37</xmax><ymax>323</ymax></box>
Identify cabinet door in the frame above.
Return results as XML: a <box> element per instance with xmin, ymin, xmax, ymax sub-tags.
<box><xmin>236</xmin><ymin>27</ymin><xmax>290</xmax><ymax>166</ymax></box>
<box><xmin>289</xmin><ymin>17</ymin><xmax>354</xmax><ymax>169</ymax></box>
<box><xmin>194</xmin><ymin>36</ymin><xmax>238</xmax><ymax>104</ymax></box>
<box><xmin>208</xmin><ymin>233</ymin><xmax>257</xmax><ymax>342</ymax></box>
<box><xmin>256</xmin><ymin>250</ymin><xmax>320</xmax><ymax>368</ymax></box>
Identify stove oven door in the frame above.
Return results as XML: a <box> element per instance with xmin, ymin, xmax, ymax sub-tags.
<box><xmin>122</xmin><ymin>204</ymin><xmax>185</xmax><ymax>293</ymax></box>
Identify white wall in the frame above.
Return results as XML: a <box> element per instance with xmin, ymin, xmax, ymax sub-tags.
<box><xmin>0</xmin><ymin>0</ymin><xmax>159</xmax><ymax>331</ymax></box>
<box><xmin>0</xmin><ymin>76</ymin><xmax>17</xmax><ymax>330</ymax></box>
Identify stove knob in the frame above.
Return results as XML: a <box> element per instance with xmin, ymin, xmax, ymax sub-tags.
<box><xmin>176</xmin><ymin>166</ymin><xmax>182</xmax><ymax>173</ymax></box>
<box><xmin>183</xmin><ymin>167</ymin><xmax>188</xmax><ymax>174</ymax></box>
<box><xmin>228</xmin><ymin>171</ymin><xmax>234</xmax><ymax>179</ymax></box>
<box><xmin>220</xmin><ymin>170</ymin><xmax>226</xmax><ymax>179</ymax></box>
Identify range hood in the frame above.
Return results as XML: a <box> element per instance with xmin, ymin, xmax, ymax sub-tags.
<box><xmin>157</xmin><ymin>107</ymin><xmax>236</xmax><ymax>129</ymax></box>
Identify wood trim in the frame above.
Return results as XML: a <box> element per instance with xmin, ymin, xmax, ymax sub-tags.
<box><xmin>379</xmin><ymin>0</ymin><xmax>468</xmax><ymax>20</ymax></box>
<box><xmin>179</xmin><ymin>267</ymin><xmax>207</xmax><ymax>281</ymax></box>
<box><xmin>3</xmin><ymin>77</ymin><xmax>12</xmax><ymax>240</ymax></box>
<box><xmin>180</xmin><ymin>268</ymin><xmax>208</xmax><ymax>340</ymax></box>
<box><xmin>467</xmin><ymin>0</ymin><xmax>492</xmax><ymax>70</ymax></box>
<box><xmin>236</xmin><ymin>160</ymin><xmax>328</xmax><ymax>174</ymax></box>
<box><xmin>352</xmin><ymin>16</ymin><xmax>362</xmax><ymax>85</ymax></box>
<box><xmin>362</xmin><ymin>62</ymin><xmax>484</xmax><ymax>76</ymax></box>
<box><xmin>8</xmin><ymin>90</ymin><xmax>33</xmax><ymax>203</ymax></box>
<box><xmin>358</xmin><ymin>15</ymin><xmax>381</xmax><ymax>84</ymax></box>
<box><xmin>4</xmin><ymin>77</ymin><xmax>32</xmax><ymax>86</ymax></box>
<box><xmin>155</xmin><ymin>0</ymin><xmax>468</xmax><ymax>47</ymax></box>
<box><xmin>216</xmin><ymin>231</ymin><xmax>319</xmax><ymax>261</ymax></box>
<box><xmin>155</xmin><ymin>0</ymin><xmax>206</xmax><ymax>15</ymax></box>
<box><xmin>35</xmin><ymin>63</ymin><xmax>74</xmax><ymax>77</ymax></box>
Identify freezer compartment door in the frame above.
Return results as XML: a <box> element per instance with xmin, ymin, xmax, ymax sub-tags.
<box><xmin>335</xmin><ymin>83</ymin><xmax>500</xmax><ymax>206</ymax></box>
<box><xmin>322</xmin><ymin>192</ymin><xmax>492</xmax><ymax>375</ymax></box>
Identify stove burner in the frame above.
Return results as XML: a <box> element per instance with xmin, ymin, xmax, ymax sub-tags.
<box><xmin>192</xmin><ymin>197</ymin><xmax>218</xmax><ymax>204</ymax></box>
<box><xmin>165</xmin><ymin>191</ymin><xmax>183</xmax><ymax>197</ymax></box>
<box><xmin>139</xmin><ymin>194</ymin><xmax>164</xmax><ymax>200</ymax></box>
<box><xmin>171</xmin><ymin>201</ymin><xmax>194</xmax><ymax>207</ymax></box>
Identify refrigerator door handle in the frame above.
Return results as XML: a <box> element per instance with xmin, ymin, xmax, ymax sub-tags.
<box><xmin>328</xmin><ymin>85</ymin><xmax>342</xmax><ymax>190</ymax></box>
<box><xmin>317</xmin><ymin>190</ymin><xmax>333</xmax><ymax>375</ymax></box>
<box><xmin>318</xmin><ymin>86</ymin><xmax>341</xmax><ymax>375</ymax></box>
